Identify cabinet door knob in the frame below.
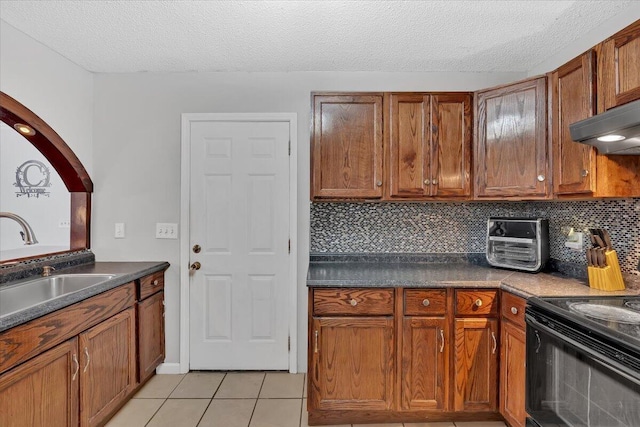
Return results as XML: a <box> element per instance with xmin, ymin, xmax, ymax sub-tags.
<box><xmin>537</xmin><ymin>174</ymin><xmax>545</xmax><ymax>182</ymax></box>
<box><xmin>424</xmin><ymin>179</ymin><xmax>431</xmax><ymax>185</ymax></box>
<box><xmin>581</xmin><ymin>169</ymin><xmax>589</xmax><ymax>177</ymax></box>
<box><xmin>376</xmin><ymin>181</ymin><xmax>382</xmax><ymax>187</ymax></box>
<box><xmin>475</xmin><ymin>298</ymin><xmax>483</xmax><ymax>307</ymax></box>
<box><xmin>152</xmin><ymin>279</ymin><xmax>159</xmax><ymax>286</ymax></box>
<box><xmin>422</xmin><ymin>299</ymin><xmax>430</xmax><ymax>307</ymax></box>
<box><xmin>432</xmin><ymin>179</ymin><xmax>438</xmax><ymax>185</ymax></box>
<box><xmin>350</xmin><ymin>299</ymin><xmax>358</xmax><ymax>307</ymax></box>
<box><xmin>511</xmin><ymin>307</ymin><xmax>518</xmax><ymax>315</ymax></box>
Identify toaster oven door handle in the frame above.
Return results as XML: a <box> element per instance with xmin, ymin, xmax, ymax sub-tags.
<box><xmin>489</xmin><ymin>236</ymin><xmax>535</xmax><ymax>243</ymax></box>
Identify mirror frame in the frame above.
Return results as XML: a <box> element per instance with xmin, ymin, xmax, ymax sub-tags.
<box><xmin>0</xmin><ymin>91</ymin><xmax>92</xmax><ymax>259</ymax></box>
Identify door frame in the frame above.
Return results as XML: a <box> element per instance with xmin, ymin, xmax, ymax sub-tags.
<box><xmin>178</xmin><ymin>113</ymin><xmax>298</xmax><ymax>374</ymax></box>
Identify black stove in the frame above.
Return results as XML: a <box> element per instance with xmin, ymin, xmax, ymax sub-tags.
<box><xmin>527</xmin><ymin>295</ymin><xmax>640</xmax><ymax>355</ymax></box>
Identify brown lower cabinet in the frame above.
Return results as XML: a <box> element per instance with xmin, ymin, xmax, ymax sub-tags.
<box><xmin>0</xmin><ymin>269</ymin><xmax>167</xmax><ymax>427</ymax></box>
<box><xmin>308</xmin><ymin>287</ymin><xmax>509</xmax><ymax>425</ymax></box>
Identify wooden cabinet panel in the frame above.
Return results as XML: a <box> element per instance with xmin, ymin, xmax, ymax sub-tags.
<box><xmin>388</xmin><ymin>93</ymin><xmax>430</xmax><ymax>197</ymax></box>
<box><xmin>475</xmin><ymin>77</ymin><xmax>549</xmax><ymax>199</ymax></box>
<box><xmin>138</xmin><ymin>291</ymin><xmax>165</xmax><ymax>382</ymax></box>
<box><xmin>309</xmin><ymin>316</ymin><xmax>394</xmax><ymax>411</ymax></box>
<box><xmin>79</xmin><ymin>307</ymin><xmax>136</xmax><ymax>427</ymax></box>
<box><xmin>500</xmin><ymin>318</ymin><xmax>527</xmax><ymax>427</ymax></box>
<box><xmin>455</xmin><ymin>289</ymin><xmax>498</xmax><ymax>316</ymax></box>
<box><xmin>599</xmin><ymin>20</ymin><xmax>640</xmax><ymax>110</ymax></box>
<box><xmin>431</xmin><ymin>94</ymin><xmax>472</xmax><ymax>197</ymax></box>
<box><xmin>313</xmin><ymin>288</ymin><xmax>394</xmax><ymax>316</ymax></box>
<box><xmin>311</xmin><ymin>94</ymin><xmax>383</xmax><ymax>199</ymax></box>
<box><xmin>0</xmin><ymin>338</ymin><xmax>79</xmax><ymax>427</ymax></box>
<box><xmin>454</xmin><ymin>318</ymin><xmax>498</xmax><ymax>412</ymax></box>
<box><xmin>401</xmin><ymin>316</ymin><xmax>448</xmax><ymax>410</ymax></box>
<box><xmin>139</xmin><ymin>271</ymin><xmax>164</xmax><ymax>300</ymax></box>
<box><xmin>404</xmin><ymin>289</ymin><xmax>447</xmax><ymax>316</ymax></box>
<box><xmin>552</xmin><ymin>51</ymin><xmax>597</xmax><ymax>195</ymax></box>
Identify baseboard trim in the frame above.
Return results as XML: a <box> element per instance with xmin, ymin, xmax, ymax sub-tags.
<box><xmin>156</xmin><ymin>363</ymin><xmax>182</xmax><ymax>374</ymax></box>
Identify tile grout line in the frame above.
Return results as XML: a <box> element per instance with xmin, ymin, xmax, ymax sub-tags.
<box><xmin>246</xmin><ymin>372</ymin><xmax>267</xmax><ymax>427</ymax></box>
<box><xmin>195</xmin><ymin>372</ymin><xmax>227</xmax><ymax>426</ymax></box>
<box><xmin>143</xmin><ymin>372</ymin><xmax>189</xmax><ymax>426</ymax></box>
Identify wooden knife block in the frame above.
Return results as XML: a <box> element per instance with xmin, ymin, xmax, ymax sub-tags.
<box><xmin>588</xmin><ymin>250</ymin><xmax>625</xmax><ymax>291</ymax></box>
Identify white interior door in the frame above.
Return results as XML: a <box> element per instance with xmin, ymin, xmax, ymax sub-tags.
<box><xmin>188</xmin><ymin>119</ymin><xmax>290</xmax><ymax>370</ymax></box>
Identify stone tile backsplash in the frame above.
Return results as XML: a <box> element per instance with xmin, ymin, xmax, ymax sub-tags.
<box><xmin>310</xmin><ymin>198</ymin><xmax>640</xmax><ymax>273</ymax></box>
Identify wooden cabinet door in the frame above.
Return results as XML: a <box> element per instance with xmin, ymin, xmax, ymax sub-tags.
<box><xmin>311</xmin><ymin>94</ymin><xmax>383</xmax><ymax>199</ymax></box>
<box><xmin>453</xmin><ymin>318</ymin><xmax>498</xmax><ymax>412</ymax></box>
<box><xmin>309</xmin><ymin>316</ymin><xmax>394</xmax><ymax>411</ymax></box>
<box><xmin>431</xmin><ymin>93</ymin><xmax>472</xmax><ymax>197</ymax></box>
<box><xmin>79</xmin><ymin>307</ymin><xmax>137</xmax><ymax>427</ymax></box>
<box><xmin>388</xmin><ymin>93</ymin><xmax>431</xmax><ymax>198</ymax></box>
<box><xmin>599</xmin><ymin>20</ymin><xmax>640</xmax><ymax>110</ymax></box>
<box><xmin>401</xmin><ymin>317</ymin><xmax>448</xmax><ymax>410</ymax></box>
<box><xmin>138</xmin><ymin>291</ymin><xmax>165</xmax><ymax>382</ymax></box>
<box><xmin>0</xmin><ymin>338</ymin><xmax>79</xmax><ymax>427</ymax></box>
<box><xmin>475</xmin><ymin>77</ymin><xmax>549</xmax><ymax>199</ymax></box>
<box><xmin>552</xmin><ymin>51</ymin><xmax>597</xmax><ymax>195</ymax></box>
<box><xmin>500</xmin><ymin>319</ymin><xmax>527</xmax><ymax>427</ymax></box>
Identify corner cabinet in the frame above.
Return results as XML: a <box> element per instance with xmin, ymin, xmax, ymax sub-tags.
<box><xmin>474</xmin><ymin>77</ymin><xmax>550</xmax><ymax>200</ymax></box>
<box><xmin>387</xmin><ymin>93</ymin><xmax>472</xmax><ymax>199</ymax></box>
<box><xmin>311</xmin><ymin>94</ymin><xmax>384</xmax><ymax>199</ymax></box>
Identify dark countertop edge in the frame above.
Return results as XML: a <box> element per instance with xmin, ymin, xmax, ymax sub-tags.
<box><xmin>0</xmin><ymin>261</ymin><xmax>170</xmax><ymax>333</ymax></box>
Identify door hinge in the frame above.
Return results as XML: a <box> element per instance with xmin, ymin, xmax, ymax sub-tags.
<box><xmin>288</xmin><ymin>239</ymin><xmax>291</xmax><ymax>254</ymax></box>
<box><xmin>288</xmin><ymin>336</ymin><xmax>291</xmax><ymax>352</ymax></box>
<box><xmin>288</xmin><ymin>139</ymin><xmax>291</xmax><ymax>156</ymax></box>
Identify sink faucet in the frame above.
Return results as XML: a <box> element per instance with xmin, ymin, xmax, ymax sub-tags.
<box><xmin>42</xmin><ymin>266</ymin><xmax>56</xmax><ymax>276</ymax></box>
<box><xmin>0</xmin><ymin>212</ymin><xmax>38</xmax><ymax>245</ymax></box>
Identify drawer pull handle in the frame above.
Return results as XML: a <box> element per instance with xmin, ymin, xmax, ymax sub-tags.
<box><xmin>83</xmin><ymin>347</ymin><xmax>90</xmax><ymax>373</ymax></box>
<box><xmin>314</xmin><ymin>330</ymin><xmax>319</xmax><ymax>353</ymax></box>
<box><xmin>475</xmin><ymin>298</ymin><xmax>483</xmax><ymax>307</ymax></box>
<box><xmin>152</xmin><ymin>279</ymin><xmax>159</xmax><ymax>286</ymax></box>
<box><xmin>72</xmin><ymin>354</ymin><xmax>79</xmax><ymax>381</ymax></box>
<box><xmin>422</xmin><ymin>299</ymin><xmax>430</xmax><ymax>307</ymax></box>
<box><xmin>511</xmin><ymin>307</ymin><xmax>518</xmax><ymax>315</ymax></box>
<box><xmin>491</xmin><ymin>332</ymin><xmax>497</xmax><ymax>354</ymax></box>
<box><xmin>350</xmin><ymin>299</ymin><xmax>358</xmax><ymax>307</ymax></box>
<box><xmin>439</xmin><ymin>329</ymin><xmax>445</xmax><ymax>353</ymax></box>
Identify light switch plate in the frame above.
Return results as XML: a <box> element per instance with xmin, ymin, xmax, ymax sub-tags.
<box><xmin>115</xmin><ymin>223</ymin><xmax>125</xmax><ymax>239</ymax></box>
<box><xmin>156</xmin><ymin>223</ymin><xmax>178</xmax><ymax>239</ymax></box>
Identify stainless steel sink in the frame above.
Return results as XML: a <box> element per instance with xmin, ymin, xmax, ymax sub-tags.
<box><xmin>0</xmin><ymin>274</ymin><xmax>115</xmax><ymax>319</ymax></box>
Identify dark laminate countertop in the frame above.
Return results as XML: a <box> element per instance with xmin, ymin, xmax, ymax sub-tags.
<box><xmin>0</xmin><ymin>261</ymin><xmax>169</xmax><ymax>333</ymax></box>
<box><xmin>307</xmin><ymin>261</ymin><xmax>640</xmax><ymax>299</ymax></box>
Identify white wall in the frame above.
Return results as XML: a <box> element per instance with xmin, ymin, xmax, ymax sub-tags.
<box><xmin>0</xmin><ymin>20</ymin><xmax>94</xmax><ymax>174</ymax></box>
<box><xmin>528</xmin><ymin>2</ymin><xmax>640</xmax><ymax>76</ymax></box>
<box><xmin>91</xmin><ymin>70</ymin><xmax>524</xmax><ymax>369</ymax></box>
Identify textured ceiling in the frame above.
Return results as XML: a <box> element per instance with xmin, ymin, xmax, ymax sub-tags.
<box><xmin>0</xmin><ymin>1</ymin><xmax>635</xmax><ymax>73</ymax></box>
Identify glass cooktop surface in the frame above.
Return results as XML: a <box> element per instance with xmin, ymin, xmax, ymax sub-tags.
<box><xmin>528</xmin><ymin>295</ymin><xmax>640</xmax><ymax>352</ymax></box>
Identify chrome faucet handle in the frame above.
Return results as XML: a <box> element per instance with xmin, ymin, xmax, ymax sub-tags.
<box><xmin>42</xmin><ymin>266</ymin><xmax>56</xmax><ymax>277</ymax></box>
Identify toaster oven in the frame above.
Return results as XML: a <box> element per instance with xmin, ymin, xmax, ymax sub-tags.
<box><xmin>486</xmin><ymin>217</ymin><xmax>549</xmax><ymax>272</ymax></box>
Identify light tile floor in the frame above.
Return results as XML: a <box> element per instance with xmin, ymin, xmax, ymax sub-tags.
<box><xmin>107</xmin><ymin>372</ymin><xmax>508</xmax><ymax>427</ymax></box>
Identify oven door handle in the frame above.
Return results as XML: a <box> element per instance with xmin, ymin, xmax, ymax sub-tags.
<box><xmin>526</xmin><ymin>314</ymin><xmax>640</xmax><ymax>385</ymax></box>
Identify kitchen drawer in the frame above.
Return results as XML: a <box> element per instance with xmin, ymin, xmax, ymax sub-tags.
<box><xmin>139</xmin><ymin>272</ymin><xmax>164</xmax><ymax>300</ymax></box>
<box><xmin>313</xmin><ymin>288</ymin><xmax>394</xmax><ymax>316</ymax></box>
<box><xmin>501</xmin><ymin>292</ymin><xmax>526</xmax><ymax>327</ymax></box>
<box><xmin>455</xmin><ymin>289</ymin><xmax>498</xmax><ymax>316</ymax></box>
<box><xmin>404</xmin><ymin>289</ymin><xmax>447</xmax><ymax>316</ymax></box>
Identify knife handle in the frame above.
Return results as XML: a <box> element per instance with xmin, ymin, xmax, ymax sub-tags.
<box><xmin>602</xmin><ymin>229</ymin><xmax>613</xmax><ymax>250</ymax></box>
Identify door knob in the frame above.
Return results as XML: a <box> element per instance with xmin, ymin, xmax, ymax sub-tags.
<box><xmin>189</xmin><ymin>261</ymin><xmax>201</xmax><ymax>271</ymax></box>
<box><xmin>192</xmin><ymin>244</ymin><xmax>201</xmax><ymax>253</ymax></box>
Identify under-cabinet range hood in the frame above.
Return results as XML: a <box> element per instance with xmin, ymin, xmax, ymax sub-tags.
<box><xmin>570</xmin><ymin>99</ymin><xmax>640</xmax><ymax>155</ymax></box>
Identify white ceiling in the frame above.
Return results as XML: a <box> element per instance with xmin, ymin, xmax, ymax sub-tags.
<box><xmin>0</xmin><ymin>1</ymin><xmax>635</xmax><ymax>73</ymax></box>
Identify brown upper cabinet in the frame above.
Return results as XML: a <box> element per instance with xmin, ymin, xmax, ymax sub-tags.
<box><xmin>311</xmin><ymin>93</ymin><xmax>384</xmax><ymax>199</ymax></box>
<box><xmin>387</xmin><ymin>93</ymin><xmax>471</xmax><ymax>199</ymax></box>
<box><xmin>597</xmin><ymin>19</ymin><xmax>640</xmax><ymax>111</ymax></box>
<box><xmin>551</xmin><ymin>51</ymin><xmax>597</xmax><ymax>196</ymax></box>
<box><xmin>474</xmin><ymin>77</ymin><xmax>550</xmax><ymax>200</ymax></box>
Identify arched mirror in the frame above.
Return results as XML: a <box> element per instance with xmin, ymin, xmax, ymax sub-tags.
<box><xmin>0</xmin><ymin>92</ymin><xmax>92</xmax><ymax>262</ymax></box>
